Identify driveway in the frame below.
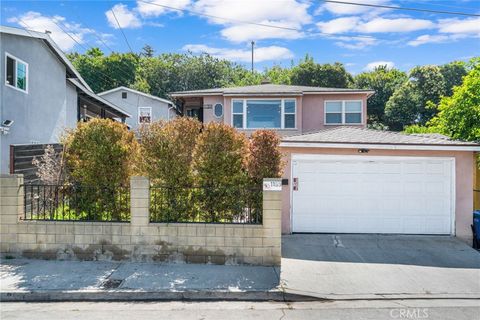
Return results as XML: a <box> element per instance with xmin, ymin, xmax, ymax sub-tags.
<box><xmin>281</xmin><ymin>234</ymin><xmax>480</xmax><ymax>299</ymax></box>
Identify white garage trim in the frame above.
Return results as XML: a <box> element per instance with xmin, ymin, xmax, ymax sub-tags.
<box><xmin>280</xmin><ymin>142</ymin><xmax>480</xmax><ymax>151</ymax></box>
<box><xmin>290</xmin><ymin>154</ymin><xmax>456</xmax><ymax>235</ymax></box>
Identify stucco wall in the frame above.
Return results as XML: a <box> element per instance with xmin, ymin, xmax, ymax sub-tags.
<box><xmin>0</xmin><ymin>33</ymin><xmax>78</xmax><ymax>174</ymax></box>
<box><xmin>0</xmin><ymin>175</ymin><xmax>282</xmax><ymax>266</ymax></box>
<box><xmin>99</xmin><ymin>90</ymin><xmax>175</xmax><ymax>130</ymax></box>
<box><xmin>280</xmin><ymin>147</ymin><xmax>475</xmax><ymax>243</ymax></box>
<box><xmin>198</xmin><ymin>93</ymin><xmax>368</xmax><ymax>136</ymax></box>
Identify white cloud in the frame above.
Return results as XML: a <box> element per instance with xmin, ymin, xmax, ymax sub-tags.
<box><xmin>407</xmin><ymin>34</ymin><xmax>470</xmax><ymax>47</ymax></box>
<box><xmin>316</xmin><ymin>17</ymin><xmax>359</xmax><ymax>34</ymax></box>
<box><xmin>357</xmin><ymin>17</ymin><xmax>434</xmax><ymax>33</ymax></box>
<box><xmin>364</xmin><ymin>61</ymin><xmax>395</xmax><ymax>71</ymax></box>
<box><xmin>317</xmin><ymin>17</ymin><xmax>434</xmax><ymax>35</ymax></box>
<box><xmin>7</xmin><ymin>11</ymin><xmax>93</xmax><ymax>51</ymax></box>
<box><xmin>437</xmin><ymin>18</ymin><xmax>480</xmax><ymax>35</ymax></box>
<box><xmin>106</xmin><ymin>4</ymin><xmax>142</xmax><ymax>29</ymax></box>
<box><xmin>136</xmin><ymin>0</ymin><xmax>191</xmax><ymax>17</ymax></box>
<box><xmin>334</xmin><ymin>36</ymin><xmax>378</xmax><ymax>50</ymax></box>
<box><xmin>183</xmin><ymin>44</ymin><xmax>294</xmax><ymax>62</ymax></box>
<box><xmin>192</xmin><ymin>0</ymin><xmax>311</xmax><ymax>42</ymax></box>
<box><xmin>319</xmin><ymin>0</ymin><xmax>391</xmax><ymax>16</ymax></box>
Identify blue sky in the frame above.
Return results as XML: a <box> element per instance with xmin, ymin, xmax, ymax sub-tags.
<box><xmin>2</xmin><ymin>0</ymin><xmax>480</xmax><ymax>74</ymax></box>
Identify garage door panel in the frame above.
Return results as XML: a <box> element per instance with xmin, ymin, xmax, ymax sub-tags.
<box><xmin>292</xmin><ymin>156</ymin><xmax>454</xmax><ymax>234</ymax></box>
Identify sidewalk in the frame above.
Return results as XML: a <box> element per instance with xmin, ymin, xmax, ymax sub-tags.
<box><xmin>0</xmin><ymin>258</ymin><xmax>296</xmax><ymax>302</ymax></box>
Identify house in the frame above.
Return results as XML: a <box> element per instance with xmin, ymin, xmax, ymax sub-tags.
<box><xmin>172</xmin><ymin>83</ymin><xmax>480</xmax><ymax>242</ymax></box>
<box><xmin>99</xmin><ymin>86</ymin><xmax>177</xmax><ymax>130</ymax></box>
<box><xmin>0</xmin><ymin>26</ymin><xmax>130</xmax><ymax>175</ymax></box>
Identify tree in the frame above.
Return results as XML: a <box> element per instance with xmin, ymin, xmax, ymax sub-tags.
<box><xmin>354</xmin><ymin>65</ymin><xmax>407</xmax><ymax>123</ymax></box>
<box><xmin>440</xmin><ymin>61</ymin><xmax>467</xmax><ymax>96</ymax></box>
<box><xmin>384</xmin><ymin>65</ymin><xmax>446</xmax><ymax>130</ymax></box>
<box><xmin>290</xmin><ymin>55</ymin><xmax>353</xmax><ymax>88</ymax></box>
<box><xmin>264</xmin><ymin>65</ymin><xmax>292</xmax><ymax>85</ymax></box>
<box><xmin>429</xmin><ymin>60</ymin><xmax>480</xmax><ymax>142</ymax></box>
<box><xmin>141</xmin><ymin>44</ymin><xmax>155</xmax><ymax>58</ymax></box>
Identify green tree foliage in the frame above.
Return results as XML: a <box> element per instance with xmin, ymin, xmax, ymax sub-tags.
<box><xmin>68</xmin><ymin>48</ymin><xmax>138</xmax><ymax>93</ymax></box>
<box><xmin>192</xmin><ymin>123</ymin><xmax>249</xmax><ymax>222</ymax></box>
<box><xmin>62</xmin><ymin>119</ymin><xmax>139</xmax><ymax>220</ymax></box>
<box><xmin>354</xmin><ymin>65</ymin><xmax>407</xmax><ymax>124</ymax></box>
<box><xmin>439</xmin><ymin>61</ymin><xmax>468</xmax><ymax>96</ymax></box>
<box><xmin>290</xmin><ymin>55</ymin><xmax>353</xmax><ymax>88</ymax></box>
<box><xmin>139</xmin><ymin>117</ymin><xmax>201</xmax><ymax>186</ymax></box>
<box><xmin>385</xmin><ymin>65</ymin><xmax>446</xmax><ymax>130</ymax></box>
<box><xmin>247</xmin><ymin>130</ymin><xmax>283</xmax><ymax>185</ymax></box>
<box><xmin>429</xmin><ymin>61</ymin><xmax>480</xmax><ymax>142</ymax></box>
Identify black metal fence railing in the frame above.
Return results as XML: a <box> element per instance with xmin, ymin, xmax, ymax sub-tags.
<box><xmin>150</xmin><ymin>185</ymin><xmax>263</xmax><ymax>224</ymax></box>
<box><xmin>22</xmin><ymin>183</ymin><xmax>130</xmax><ymax>222</ymax></box>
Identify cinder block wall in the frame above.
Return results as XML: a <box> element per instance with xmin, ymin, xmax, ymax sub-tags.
<box><xmin>0</xmin><ymin>175</ymin><xmax>281</xmax><ymax>266</ymax></box>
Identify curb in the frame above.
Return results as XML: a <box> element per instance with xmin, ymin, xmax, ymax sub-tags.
<box><xmin>0</xmin><ymin>290</ymin><xmax>321</xmax><ymax>302</ymax></box>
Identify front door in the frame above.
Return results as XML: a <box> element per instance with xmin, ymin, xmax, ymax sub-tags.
<box><xmin>186</xmin><ymin>107</ymin><xmax>203</xmax><ymax>122</ymax></box>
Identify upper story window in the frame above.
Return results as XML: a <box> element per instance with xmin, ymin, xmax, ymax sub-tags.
<box><xmin>232</xmin><ymin>99</ymin><xmax>296</xmax><ymax>129</ymax></box>
<box><xmin>5</xmin><ymin>53</ymin><xmax>28</xmax><ymax>93</ymax></box>
<box><xmin>138</xmin><ymin>107</ymin><xmax>152</xmax><ymax>124</ymax></box>
<box><xmin>122</xmin><ymin>91</ymin><xmax>127</xmax><ymax>99</ymax></box>
<box><xmin>325</xmin><ymin>100</ymin><xmax>362</xmax><ymax>125</ymax></box>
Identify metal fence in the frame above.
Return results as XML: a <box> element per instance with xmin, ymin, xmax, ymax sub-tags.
<box><xmin>150</xmin><ymin>185</ymin><xmax>263</xmax><ymax>224</ymax></box>
<box><xmin>22</xmin><ymin>183</ymin><xmax>130</xmax><ymax>222</ymax></box>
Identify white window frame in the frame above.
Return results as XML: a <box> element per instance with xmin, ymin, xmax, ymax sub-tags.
<box><xmin>213</xmin><ymin>103</ymin><xmax>224</xmax><ymax>118</ymax></box>
<box><xmin>5</xmin><ymin>52</ymin><xmax>28</xmax><ymax>93</ymax></box>
<box><xmin>231</xmin><ymin>98</ymin><xmax>297</xmax><ymax>129</ymax></box>
<box><xmin>138</xmin><ymin>107</ymin><xmax>152</xmax><ymax>124</ymax></box>
<box><xmin>324</xmin><ymin>100</ymin><xmax>363</xmax><ymax>125</ymax></box>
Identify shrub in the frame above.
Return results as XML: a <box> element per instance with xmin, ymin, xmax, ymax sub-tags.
<box><xmin>62</xmin><ymin>119</ymin><xmax>138</xmax><ymax>219</ymax></box>
<box><xmin>139</xmin><ymin>117</ymin><xmax>202</xmax><ymax>221</ymax></box>
<box><xmin>63</xmin><ymin>118</ymin><xmax>139</xmax><ymax>186</ymax></box>
<box><xmin>192</xmin><ymin>122</ymin><xmax>249</xmax><ymax>222</ymax></box>
<box><xmin>247</xmin><ymin>130</ymin><xmax>283</xmax><ymax>185</ymax></box>
<box><xmin>138</xmin><ymin>117</ymin><xmax>201</xmax><ymax>186</ymax></box>
<box><xmin>32</xmin><ymin>145</ymin><xmax>67</xmax><ymax>185</ymax></box>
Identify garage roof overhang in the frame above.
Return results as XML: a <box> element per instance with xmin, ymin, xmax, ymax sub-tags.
<box><xmin>280</xmin><ymin>141</ymin><xmax>480</xmax><ymax>152</ymax></box>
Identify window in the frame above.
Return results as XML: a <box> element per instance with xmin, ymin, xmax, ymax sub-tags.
<box><xmin>232</xmin><ymin>100</ymin><xmax>244</xmax><ymax>128</ymax></box>
<box><xmin>232</xmin><ymin>99</ymin><xmax>296</xmax><ymax>129</ymax></box>
<box><xmin>5</xmin><ymin>53</ymin><xmax>28</xmax><ymax>92</ymax></box>
<box><xmin>122</xmin><ymin>92</ymin><xmax>127</xmax><ymax>99</ymax></box>
<box><xmin>138</xmin><ymin>107</ymin><xmax>152</xmax><ymax>124</ymax></box>
<box><xmin>213</xmin><ymin>103</ymin><xmax>223</xmax><ymax>118</ymax></box>
<box><xmin>325</xmin><ymin>100</ymin><xmax>362</xmax><ymax>125</ymax></box>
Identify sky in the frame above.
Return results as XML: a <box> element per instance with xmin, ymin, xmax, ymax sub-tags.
<box><xmin>1</xmin><ymin>0</ymin><xmax>480</xmax><ymax>74</ymax></box>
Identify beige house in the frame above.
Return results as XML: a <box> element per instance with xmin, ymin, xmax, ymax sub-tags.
<box><xmin>171</xmin><ymin>84</ymin><xmax>480</xmax><ymax>242</ymax></box>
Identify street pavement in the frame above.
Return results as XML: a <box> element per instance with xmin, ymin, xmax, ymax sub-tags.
<box><xmin>1</xmin><ymin>300</ymin><xmax>479</xmax><ymax>320</ymax></box>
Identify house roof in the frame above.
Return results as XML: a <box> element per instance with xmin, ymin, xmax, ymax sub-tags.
<box><xmin>98</xmin><ymin>86</ymin><xmax>175</xmax><ymax>105</ymax></box>
<box><xmin>68</xmin><ymin>79</ymin><xmax>132</xmax><ymax>118</ymax></box>
<box><xmin>1</xmin><ymin>25</ymin><xmax>92</xmax><ymax>91</ymax></box>
<box><xmin>170</xmin><ymin>84</ymin><xmax>375</xmax><ymax>97</ymax></box>
<box><xmin>281</xmin><ymin>127</ymin><xmax>480</xmax><ymax>151</ymax></box>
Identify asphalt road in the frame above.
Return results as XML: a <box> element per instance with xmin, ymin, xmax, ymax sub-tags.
<box><xmin>1</xmin><ymin>300</ymin><xmax>479</xmax><ymax>320</ymax></box>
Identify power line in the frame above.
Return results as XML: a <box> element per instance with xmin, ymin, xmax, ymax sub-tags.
<box><xmin>110</xmin><ymin>7</ymin><xmax>134</xmax><ymax>52</ymax></box>
<box><xmin>323</xmin><ymin>0</ymin><xmax>480</xmax><ymax>17</ymax></box>
<box><xmin>135</xmin><ymin>0</ymin><xmax>379</xmax><ymax>41</ymax></box>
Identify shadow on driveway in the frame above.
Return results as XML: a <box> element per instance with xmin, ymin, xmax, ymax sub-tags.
<box><xmin>282</xmin><ymin>234</ymin><xmax>480</xmax><ymax>268</ymax></box>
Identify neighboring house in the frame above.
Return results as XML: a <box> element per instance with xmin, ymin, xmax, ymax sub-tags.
<box><xmin>0</xmin><ymin>26</ymin><xmax>130</xmax><ymax>175</ymax></box>
<box><xmin>172</xmin><ymin>83</ymin><xmax>480</xmax><ymax>243</ymax></box>
<box><xmin>99</xmin><ymin>86</ymin><xmax>176</xmax><ymax>130</ymax></box>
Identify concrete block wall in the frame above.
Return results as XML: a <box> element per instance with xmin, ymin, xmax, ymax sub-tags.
<box><xmin>0</xmin><ymin>175</ymin><xmax>282</xmax><ymax>266</ymax></box>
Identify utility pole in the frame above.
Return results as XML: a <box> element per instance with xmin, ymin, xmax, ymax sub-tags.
<box><xmin>251</xmin><ymin>41</ymin><xmax>255</xmax><ymax>73</ymax></box>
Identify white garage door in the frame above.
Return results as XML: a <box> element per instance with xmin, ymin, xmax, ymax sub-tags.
<box><xmin>291</xmin><ymin>155</ymin><xmax>455</xmax><ymax>234</ymax></box>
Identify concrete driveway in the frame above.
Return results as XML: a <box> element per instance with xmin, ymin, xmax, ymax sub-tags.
<box><xmin>281</xmin><ymin>234</ymin><xmax>480</xmax><ymax>299</ymax></box>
